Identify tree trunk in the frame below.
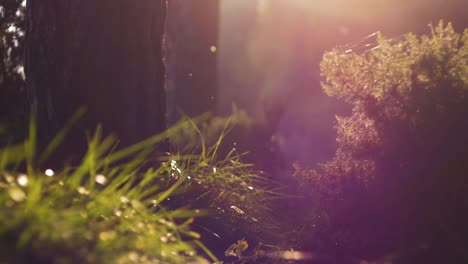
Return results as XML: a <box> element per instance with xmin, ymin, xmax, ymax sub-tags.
<box><xmin>25</xmin><ymin>0</ymin><xmax>167</xmax><ymax>153</ymax></box>
<box><xmin>166</xmin><ymin>0</ymin><xmax>219</xmax><ymax>123</ymax></box>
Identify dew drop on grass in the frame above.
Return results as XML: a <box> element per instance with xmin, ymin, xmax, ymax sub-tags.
<box><xmin>120</xmin><ymin>196</ymin><xmax>129</xmax><ymax>203</ymax></box>
<box><xmin>17</xmin><ymin>174</ymin><xmax>28</xmax><ymax>186</ymax></box>
<box><xmin>95</xmin><ymin>174</ymin><xmax>107</xmax><ymax>185</ymax></box>
<box><xmin>8</xmin><ymin>186</ymin><xmax>26</xmax><ymax>202</ymax></box>
<box><xmin>45</xmin><ymin>169</ymin><xmax>54</xmax><ymax>177</ymax></box>
<box><xmin>212</xmin><ymin>231</ymin><xmax>221</xmax><ymax>239</ymax></box>
<box><xmin>230</xmin><ymin>205</ymin><xmax>245</xmax><ymax>215</ymax></box>
<box><xmin>77</xmin><ymin>186</ymin><xmax>90</xmax><ymax>195</ymax></box>
<box><xmin>158</xmin><ymin>218</ymin><xmax>174</xmax><ymax>227</ymax></box>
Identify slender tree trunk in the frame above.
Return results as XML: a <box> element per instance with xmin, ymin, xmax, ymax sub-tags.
<box><xmin>166</xmin><ymin>0</ymin><xmax>219</xmax><ymax>123</ymax></box>
<box><xmin>25</xmin><ymin>0</ymin><xmax>167</xmax><ymax>153</ymax></box>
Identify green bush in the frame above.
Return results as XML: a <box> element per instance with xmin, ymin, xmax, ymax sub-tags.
<box><xmin>295</xmin><ymin>21</ymin><xmax>468</xmax><ymax>261</ymax></box>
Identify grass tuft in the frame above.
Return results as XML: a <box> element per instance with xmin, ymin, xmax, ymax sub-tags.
<box><xmin>0</xmin><ymin>113</ymin><xmax>272</xmax><ymax>263</ymax></box>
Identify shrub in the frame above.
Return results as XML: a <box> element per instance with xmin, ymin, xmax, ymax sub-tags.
<box><xmin>295</xmin><ymin>21</ymin><xmax>468</xmax><ymax>262</ymax></box>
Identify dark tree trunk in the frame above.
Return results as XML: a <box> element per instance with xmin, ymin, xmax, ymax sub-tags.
<box><xmin>166</xmin><ymin>0</ymin><xmax>219</xmax><ymax>123</ymax></box>
<box><xmin>25</xmin><ymin>0</ymin><xmax>167</xmax><ymax>154</ymax></box>
<box><xmin>0</xmin><ymin>1</ymin><xmax>27</xmax><ymax>143</ymax></box>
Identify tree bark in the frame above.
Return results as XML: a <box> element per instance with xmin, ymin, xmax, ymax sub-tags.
<box><xmin>25</xmin><ymin>0</ymin><xmax>167</xmax><ymax>152</ymax></box>
<box><xmin>166</xmin><ymin>0</ymin><xmax>219</xmax><ymax>123</ymax></box>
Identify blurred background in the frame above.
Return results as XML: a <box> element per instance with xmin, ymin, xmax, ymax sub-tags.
<box><xmin>167</xmin><ymin>0</ymin><xmax>468</xmax><ymax>169</ymax></box>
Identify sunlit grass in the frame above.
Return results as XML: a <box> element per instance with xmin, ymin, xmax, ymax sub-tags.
<box><xmin>0</xmin><ymin>112</ymin><xmax>273</xmax><ymax>263</ymax></box>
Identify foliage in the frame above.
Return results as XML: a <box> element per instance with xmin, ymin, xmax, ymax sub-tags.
<box><xmin>169</xmin><ymin>111</ymin><xmax>289</xmax><ymax>263</ymax></box>
<box><xmin>169</xmin><ymin>108</ymin><xmax>253</xmax><ymax>154</ymax></box>
<box><xmin>295</xmin><ymin>21</ymin><xmax>468</xmax><ymax>261</ymax></box>
<box><xmin>0</xmin><ymin>114</ymin><xmax>272</xmax><ymax>263</ymax></box>
<box><xmin>225</xmin><ymin>239</ymin><xmax>249</xmax><ymax>258</ymax></box>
